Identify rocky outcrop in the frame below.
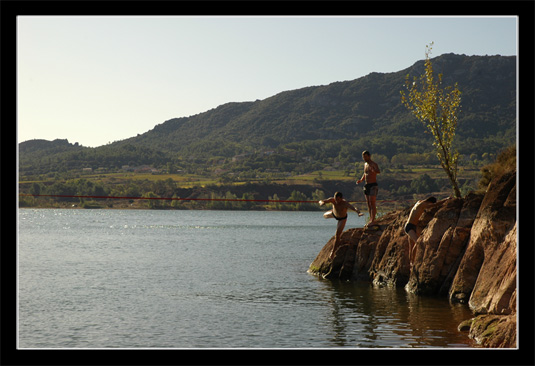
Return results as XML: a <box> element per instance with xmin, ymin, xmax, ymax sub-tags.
<box><xmin>308</xmin><ymin>169</ymin><xmax>517</xmax><ymax>347</ymax></box>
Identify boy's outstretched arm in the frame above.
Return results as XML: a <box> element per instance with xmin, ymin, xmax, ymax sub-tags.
<box><xmin>348</xmin><ymin>202</ymin><xmax>364</xmax><ymax>216</ymax></box>
<box><xmin>319</xmin><ymin>197</ymin><xmax>335</xmax><ymax>206</ymax></box>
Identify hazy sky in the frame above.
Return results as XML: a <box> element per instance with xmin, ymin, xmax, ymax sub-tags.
<box><xmin>17</xmin><ymin>16</ymin><xmax>517</xmax><ymax>148</ymax></box>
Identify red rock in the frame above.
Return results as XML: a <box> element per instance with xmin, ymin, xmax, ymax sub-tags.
<box><xmin>308</xmin><ymin>168</ymin><xmax>517</xmax><ymax>348</ymax></box>
<box><xmin>449</xmin><ymin>169</ymin><xmax>516</xmax><ymax>311</ymax></box>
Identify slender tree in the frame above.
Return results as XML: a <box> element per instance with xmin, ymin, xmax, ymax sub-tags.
<box><xmin>401</xmin><ymin>43</ymin><xmax>462</xmax><ymax>198</ymax></box>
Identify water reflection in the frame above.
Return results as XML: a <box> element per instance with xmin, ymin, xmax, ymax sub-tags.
<box><xmin>312</xmin><ymin>278</ymin><xmax>475</xmax><ymax>348</ymax></box>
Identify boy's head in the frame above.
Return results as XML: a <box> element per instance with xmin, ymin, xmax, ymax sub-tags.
<box><xmin>426</xmin><ymin>196</ymin><xmax>437</xmax><ymax>203</ymax></box>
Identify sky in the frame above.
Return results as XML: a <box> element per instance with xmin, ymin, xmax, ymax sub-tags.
<box><xmin>17</xmin><ymin>16</ymin><xmax>518</xmax><ymax>148</ymax></box>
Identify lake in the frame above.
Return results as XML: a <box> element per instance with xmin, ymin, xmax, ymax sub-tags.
<box><xmin>17</xmin><ymin>208</ymin><xmax>475</xmax><ymax>349</ymax></box>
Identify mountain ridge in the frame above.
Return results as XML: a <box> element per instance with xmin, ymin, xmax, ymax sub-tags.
<box><xmin>19</xmin><ymin>53</ymin><xmax>516</xmax><ymax>176</ymax></box>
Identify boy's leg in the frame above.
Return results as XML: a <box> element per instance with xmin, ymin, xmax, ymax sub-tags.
<box><xmin>365</xmin><ymin>195</ymin><xmax>373</xmax><ymax>225</ymax></box>
<box><xmin>330</xmin><ymin>219</ymin><xmax>347</xmax><ymax>259</ymax></box>
<box><xmin>336</xmin><ymin>218</ymin><xmax>347</xmax><ymax>240</ymax></box>
<box><xmin>368</xmin><ymin>185</ymin><xmax>378</xmax><ymax>225</ymax></box>
<box><xmin>408</xmin><ymin>229</ymin><xmax>418</xmax><ymax>242</ymax></box>
<box><xmin>408</xmin><ymin>238</ymin><xmax>414</xmax><ymax>266</ymax></box>
<box><xmin>369</xmin><ymin>195</ymin><xmax>377</xmax><ymax>224</ymax></box>
<box><xmin>408</xmin><ymin>230</ymin><xmax>419</xmax><ymax>266</ymax></box>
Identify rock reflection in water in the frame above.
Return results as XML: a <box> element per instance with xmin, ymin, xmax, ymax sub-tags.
<box><xmin>313</xmin><ymin>279</ymin><xmax>475</xmax><ymax>348</ymax></box>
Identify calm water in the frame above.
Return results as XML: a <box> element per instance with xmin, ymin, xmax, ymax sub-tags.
<box><xmin>18</xmin><ymin>209</ymin><xmax>475</xmax><ymax>348</ymax></box>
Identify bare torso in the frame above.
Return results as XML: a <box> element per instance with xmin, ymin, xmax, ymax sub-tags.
<box><xmin>363</xmin><ymin>161</ymin><xmax>379</xmax><ymax>184</ymax></box>
<box><xmin>332</xmin><ymin>200</ymin><xmax>350</xmax><ymax>218</ymax></box>
<box><xmin>407</xmin><ymin>200</ymin><xmax>433</xmax><ymax>225</ymax></box>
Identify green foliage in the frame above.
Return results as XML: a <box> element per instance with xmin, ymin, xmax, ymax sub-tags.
<box><xmin>410</xmin><ymin>173</ymin><xmax>439</xmax><ymax>194</ymax></box>
<box><xmin>142</xmin><ymin>191</ymin><xmax>160</xmax><ymax>209</ymax></box>
<box><xmin>401</xmin><ymin>43</ymin><xmax>462</xmax><ymax>198</ymax></box>
<box><xmin>478</xmin><ymin>144</ymin><xmax>516</xmax><ymax>190</ymax></box>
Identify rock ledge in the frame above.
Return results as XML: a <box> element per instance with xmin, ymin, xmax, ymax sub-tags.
<box><xmin>308</xmin><ymin>169</ymin><xmax>517</xmax><ymax>348</ymax></box>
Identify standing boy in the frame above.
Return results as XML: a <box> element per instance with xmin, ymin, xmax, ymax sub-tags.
<box><xmin>319</xmin><ymin>192</ymin><xmax>364</xmax><ymax>259</ymax></box>
<box><xmin>356</xmin><ymin>150</ymin><xmax>380</xmax><ymax>227</ymax></box>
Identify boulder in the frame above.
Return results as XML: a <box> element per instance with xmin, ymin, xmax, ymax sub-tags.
<box><xmin>449</xmin><ymin>169</ymin><xmax>516</xmax><ymax>310</ymax></box>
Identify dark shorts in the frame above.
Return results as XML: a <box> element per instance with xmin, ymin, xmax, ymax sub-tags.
<box><xmin>333</xmin><ymin>213</ymin><xmax>348</xmax><ymax>221</ymax></box>
<box><xmin>404</xmin><ymin>223</ymin><xmax>417</xmax><ymax>234</ymax></box>
<box><xmin>364</xmin><ymin>182</ymin><xmax>378</xmax><ymax>196</ymax></box>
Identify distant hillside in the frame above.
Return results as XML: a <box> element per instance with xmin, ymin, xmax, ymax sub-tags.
<box><xmin>19</xmin><ymin>53</ymin><xmax>516</xmax><ymax>177</ymax></box>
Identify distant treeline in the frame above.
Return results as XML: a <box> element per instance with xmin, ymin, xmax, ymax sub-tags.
<box><xmin>21</xmin><ymin>144</ymin><xmax>516</xmax><ymax>211</ymax></box>
<box><xmin>19</xmin><ymin>170</ymin><xmax>472</xmax><ymax>211</ymax></box>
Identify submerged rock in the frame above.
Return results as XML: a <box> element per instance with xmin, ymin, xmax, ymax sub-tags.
<box><xmin>308</xmin><ymin>169</ymin><xmax>517</xmax><ymax>348</ymax></box>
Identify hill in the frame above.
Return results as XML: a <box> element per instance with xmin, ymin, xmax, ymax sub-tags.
<box><xmin>19</xmin><ymin>53</ymin><xmax>516</xmax><ymax>178</ymax></box>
